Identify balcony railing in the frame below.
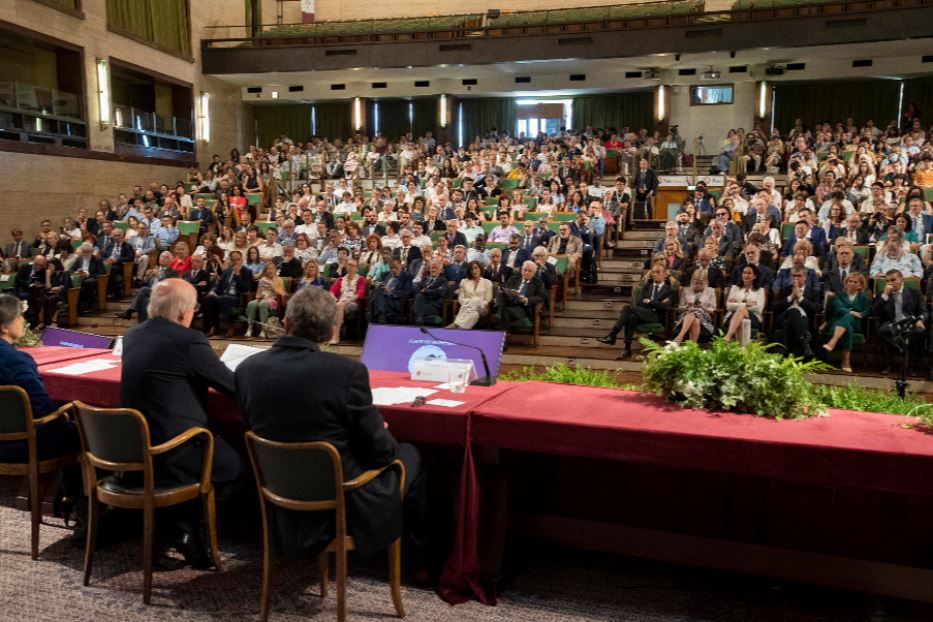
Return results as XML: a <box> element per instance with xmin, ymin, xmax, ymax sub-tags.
<box><xmin>0</xmin><ymin>81</ymin><xmax>86</xmax><ymax>148</ymax></box>
<box><xmin>112</xmin><ymin>105</ymin><xmax>195</xmax><ymax>155</ymax></box>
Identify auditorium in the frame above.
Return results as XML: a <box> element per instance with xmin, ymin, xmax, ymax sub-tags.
<box><xmin>3</xmin><ymin>0</ymin><xmax>933</xmax><ymax>619</ymax></box>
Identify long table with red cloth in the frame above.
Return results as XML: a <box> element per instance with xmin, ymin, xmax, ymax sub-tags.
<box><xmin>470</xmin><ymin>381</ymin><xmax>933</xmax><ymax>602</ymax></box>
<box><xmin>27</xmin><ymin>346</ymin><xmax>513</xmax><ymax>604</ymax></box>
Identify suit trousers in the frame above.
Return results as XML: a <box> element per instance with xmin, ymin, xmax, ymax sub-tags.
<box><xmin>777</xmin><ymin>308</ymin><xmax>810</xmax><ymax>355</ymax></box>
<box><xmin>610</xmin><ymin>304</ymin><xmax>658</xmax><ymax>345</ymax></box>
<box><xmin>79</xmin><ymin>277</ymin><xmax>98</xmax><ymax>312</ymax></box>
<box><xmin>203</xmin><ymin>294</ymin><xmax>241</xmax><ymax>331</ymax></box>
<box><xmin>412</xmin><ymin>294</ymin><xmax>443</xmax><ymax>323</ymax></box>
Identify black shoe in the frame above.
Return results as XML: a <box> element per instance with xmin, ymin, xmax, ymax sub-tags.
<box><xmin>616</xmin><ymin>348</ymin><xmax>632</xmax><ymax>360</ymax></box>
<box><xmin>801</xmin><ymin>343</ymin><xmax>814</xmax><ymax>358</ymax></box>
<box><xmin>173</xmin><ymin>526</ymin><xmax>212</xmax><ymax>570</ymax></box>
<box><xmin>596</xmin><ymin>335</ymin><xmax>617</xmax><ymax>345</ymax></box>
<box><xmin>117</xmin><ymin>309</ymin><xmax>134</xmax><ymax>320</ymax></box>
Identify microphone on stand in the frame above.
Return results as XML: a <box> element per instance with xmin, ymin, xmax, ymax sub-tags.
<box><xmin>418</xmin><ymin>326</ymin><xmax>495</xmax><ymax>386</ymax></box>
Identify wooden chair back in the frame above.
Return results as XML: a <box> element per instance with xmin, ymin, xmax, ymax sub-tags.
<box><xmin>0</xmin><ymin>385</ymin><xmax>34</xmax><ymax>442</ymax></box>
<box><xmin>74</xmin><ymin>402</ymin><xmax>151</xmax><ymax>485</ymax></box>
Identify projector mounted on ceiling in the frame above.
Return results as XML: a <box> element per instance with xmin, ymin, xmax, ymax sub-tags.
<box><xmin>700</xmin><ymin>66</ymin><xmax>722</xmax><ymax>81</ymax></box>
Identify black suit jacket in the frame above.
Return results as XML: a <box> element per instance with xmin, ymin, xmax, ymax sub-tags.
<box><xmin>392</xmin><ymin>245</ymin><xmax>422</xmax><ymax>273</ymax></box>
<box><xmin>121</xmin><ymin>318</ymin><xmax>240</xmax><ymax>486</ymax></box>
<box><xmin>444</xmin><ymin>232</ymin><xmax>468</xmax><ymax>248</ymax></box>
<box><xmin>872</xmin><ymin>286</ymin><xmax>927</xmax><ymax>324</ymax></box>
<box><xmin>483</xmin><ymin>263</ymin><xmax>510</xmax><ymax>285</ymax></box>
<box><xmin>73</xmin><ymin>254</ymin><xmax>105</xmax><ymax>277</ymax></box>
<box><xmin>502</xmin><ymin>274</ymin><xmax>546</xmax><ymax>310</ymax></box>
<box><xmin>361</xmin><ymin>222</ymin><xmax>386</xmax><ymax>237</ymax></box>
<box><xmin>822</xmin><ymin>261</ymin><xmax>866</xmax><ymax>294</ymax></box>
<box><xmin>212</xmin><ymin>266</ymin><xmax>253</xmax><ymax>297</ymax></box>
<box><xmin>500</xmin><ymin>247</ymin><xmax>531</xmax><ymax>272</ymax></box>
<box><xmin>235</xmin><ymin>336</ymin><xmax>400</xmax><ymax>557</ymax></box>
<box><xmin>183</xmin><ymin>268</ymin><xmax>212</xmax><ymax>297</ymax></box>
<box><xmin>99</xmin><ymin>240</ymin><xmax>135</xmax><ymax>264</ymax></box>
<box><xmin>633</xmin><ymin>169</ymin><xmax>659</xmax><ymax>199</ymax></box>
<box><xmin>771</xmin><ymin>286</ymin><xmax>821</xmax><ymax>322</ymax></box>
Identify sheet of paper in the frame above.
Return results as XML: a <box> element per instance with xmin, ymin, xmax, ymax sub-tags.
<box><xmin>0</xmin><ymin>274</ymin><xmax>9</xmax><ymax>282</ymax></box>
<box><xmin>425</xmin><ymin>398</ymin><xmax>465</xmax><ymax>408</ymax></box>
<box><xmin>220</xmin><ymin>343</ymin><xmax>269</xmax><ymax>371</ymax></box>
<box><xmin>47</xmin><ymin>358</ymin><xmax>117</xmax><ymax>376</ymax></box>
<box><xmin>371</xmin><ymin>386</ymin><xmax>437</xmax><ymax>406</ymax></box>
<box><xmin>433</xmin><ymin>382</ymin><xmax>452</xmax><ymax>390</ymax></box>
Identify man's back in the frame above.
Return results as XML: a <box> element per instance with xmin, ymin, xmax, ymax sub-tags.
<box><xmin>235</xmin><ymin>335</ymin><xmax>397</xmax><ymax>479</ymax></box>
<box><xmin>122</xmin><ymin>317</ymin><xmax>238</xmax><ymax>484</ymax></box>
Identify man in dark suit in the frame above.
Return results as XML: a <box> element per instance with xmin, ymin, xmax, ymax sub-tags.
<box><xmin>483</xmin><ymin>248</ymin><xmax>509</xmax><ymax>284</ymax></box>
<box><xmin>632</xmin><ymin>158</ymin><xmax>659</xmax><ymax>220</ymax></box>
<box><xmin>704</xmin><ymin>209</ymin><xmax>743</xmax><ymax>253</ymax></box>
<box><xmin>822</xmin><ymin>244</ymin><xmax>866</xmax><ymax>294</ymax></box>
<box><xmin>121</xmin><ymin>278</ymin><xmax>241</xmax><ymax>568</ymax></box>
<box><xmin>682</xmin><ymin>248</ymin><xmax>726</xmax><ymax>289</ymax></box>
<box><xmin>772</xmin><ymin>259</ymin><xmax>822</xmax><ymax>296</ymax></box>
<box><xmin>369</xmin><ymin>258</ymin><xmax>413</xmax><ymax>324</ymax></box>
<box><xmin>4</xmin><ymin>227</ymin><xmax>36</xmax><ymax>270</ymax></box>
<box><xmin>442</xmin><ymin>245</ymin><xmax>470</xmax><ymax>285</ymax></box>
<box><xmin>518</xmin><ymin>220</ymin><xmax>543</xmax><ymax>252</ymax></box>
<box><xmin>234</xmin><ymin>286</ymin><xmax>426</xmax><ymax>560</ymax></box>
<box><xmin>535</xmin><ymin>218</ymin><xmax>556</xmax><ymax>247</ymax></box>
<box><xmin>203</xmin><ymin>250</ymin><xmax>253</xmax><ymax>337</ymax></box>
<box><xmin>781</xmin><ymin>209</ymin><xmax>828</xmax><ymax>258</ymax></box>
<box><xmin>119</xmin><ymin>251</ymin><xmax>178</xmax><ymax>321</ymax></box>
<box><xmin>742</xmin><ymin>197</ymin><xmax>781</xmax><ymax>234</ymax></box>
<box><xmin>360</xmin><ymin>209</ymin><xmax>386</xmax><ymax>238</ymax></box>
<box><xmin>443</xmin><ymin>220</ymin><xmax>468</xmax><ymax>249</ymax></box>
<box><xmin>393</xmin><ymin>230</ymin><xmax>422</xmax><ymax>275</ymax></box>
<box><xmin>99</xmin><ymin>228</ymin><xmax>135</xmax><ymax>299</ymax></box>
<box><xmin>598</xmin><ymin>262</ymin><xmax>674</xmax><ymax>360</ymax></box>
<box><xmin>771</xmin><ymin>267</ymin><xmax>821</xmax><ymax>357</ymax></box>
<box><xmin>495</xmin><ymin>260</ymin><xmax>546</xmax><ymax>329</ymax></box>
<box><xmin>71</xmin><ymin>242</ymin><xmax>106</xmax><ymax>314</ymax></box>
<box><xmin>730</xmin><ymin>242</ymin><xmax>774</xmax><ymax>290</ymax></box>
<box><xmin>183</xmin><ymin>253</ymin><xmax>212</xmax><ymax>302</ymax></box>
<box><xmin>14</xmin><ymin>255</ymin><xmax>46</xmax><ymax>318</ymax></box>
<box><xmin>501</xmin><ymin>235</ymin><xmax>531</xmax><ymax>275</ymax></box>
<box><xmin>873</xmin><ymin>269</ymin><xmax>928</xmax><ymax>375</ymax></box>
<box><xmin>412</xmin><ymin>259</ymin><xmax>448</xmax><ymax>325</ymax></box>
<box><xmin>837</xmin><ymin>212</ymin><xmax>870</xmax><ymax>246</ymax></box>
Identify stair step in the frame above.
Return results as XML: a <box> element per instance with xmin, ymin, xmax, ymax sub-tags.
<box><xmin>562</xmin><ymin>299</ymin><xmax>626</xmax><ymax>312</ymax></box>
<box><xmin>549</xmin><ymin>316</ymin><xmax>620</xmax><ymax>329</ymax></box>
<box><xmin>624</xmin><ymin>230</ymin><xmax>666</xmax><ymax>241</ymax></box>
<box><xmin>554</xmin><ymin>309</ymin><xmax>620</xmax><ymax>320</ymax></box>
<box><xmin>617</xmin><ymin>240</ymin><xmax>658</xmax><ymax>249</ymax></box>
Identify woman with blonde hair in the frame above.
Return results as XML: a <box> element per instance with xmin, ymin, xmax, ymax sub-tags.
<box><xmin>327</xmin><ymin>258</ymin><xmax>366</xmax><ymax>345</ymax></box>
<box><xmin>671</xmin><ymin>270</ymin><xmax>717</xmax><ymax>345</ymax></box>
<box><xmin>822</xmin><ymin>272</ymin><xmax>869</xmax><ymax>373</ymax></box>
<box><xmin>245</xmin><ymin>261</ymin><xmax>285</xmax><ymax>338</ymax></box>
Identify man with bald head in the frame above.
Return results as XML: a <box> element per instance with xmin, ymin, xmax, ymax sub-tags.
<box><xmin>121</xmin><ymin>278</ymin><xmax>241</xmax><ymax>569</ymax></box>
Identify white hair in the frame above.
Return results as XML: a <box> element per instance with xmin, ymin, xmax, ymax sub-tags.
<box><xmin>148</xmin><ymin>279</ymin><xmax>195</xmax><ymax>321</ymax></box>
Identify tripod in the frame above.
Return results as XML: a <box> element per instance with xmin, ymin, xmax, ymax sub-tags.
<box><xmin>893</xmin><ymin>317</ymin><xmax>920</xmax><ymax>399</ymax></box>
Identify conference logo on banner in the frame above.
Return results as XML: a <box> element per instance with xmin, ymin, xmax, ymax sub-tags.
<box><xmin>301</xmin><ymin>0</ymin><xmax>315</xmax><ymax>23</ymax></box>
<box><xmin>407</xmin><ymin>344</ymin><xmax>448</xmax><ymax>374</ymax></box>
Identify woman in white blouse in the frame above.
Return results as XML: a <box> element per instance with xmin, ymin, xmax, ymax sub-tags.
<box><xmin>722</xmin><ymin>264</ymin><xmax>766</xmax><ymax>342</ymax></box>
<box><xmin>448</xmin><ymin>260</ymin><xmax>494</xmax><ymax>330</ymax></box>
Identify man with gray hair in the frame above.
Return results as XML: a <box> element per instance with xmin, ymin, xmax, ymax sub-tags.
<box><xmin>72</xmin><ymin>241</ymin><xmax>105</xmax><ymax>314</ymax></box>
<box><xmin>234</xmin><ymin>286</ymin><xmax>428</xmax><ymax>561</ymax></box>
<box><xmin>121</xmin><ymin>278</ymin><xmax>240</xmax><ymax>569</ymax></box>
<box><xmin>118</xmin><ymin>250</ymin><xmax>177</xmax><ymax>322</ymax></box>
<box><xmin>495</xmin><ymin>260</ymin><xmax>546</xmax><ymax>329</ymax></box>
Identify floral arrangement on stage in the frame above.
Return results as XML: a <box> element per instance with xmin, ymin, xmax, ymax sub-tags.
<box><xmin>640</xmin><ymin>337</ymin><xmax>830</xmax><ymax>420</ymax></box>
<box><xmin>15</xmin><ymin>301</ymin><xmax>41</xmax><ymax>348</ymax></box>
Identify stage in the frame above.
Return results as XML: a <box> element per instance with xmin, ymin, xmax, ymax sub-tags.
<box><xmin>23</xmin><ymin>346</ymin><xmax>933</xmax><ymax>605</ymax></box>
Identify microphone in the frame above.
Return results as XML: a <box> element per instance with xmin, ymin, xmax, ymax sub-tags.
<box><xmin>418</xmin><ymin>326</ymin><xmax>495</xmax><ymax>386</ymax></box>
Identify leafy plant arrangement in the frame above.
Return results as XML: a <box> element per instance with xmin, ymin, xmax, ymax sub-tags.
<box><xmin>640</xmin><ymin>337</ymin><xmax>831</xmax><ymax>420</ymax></box>
<box><xmin>15</xmin><ymin>301</ymin><xmax>41</xmax><ymax>348</ymax></box>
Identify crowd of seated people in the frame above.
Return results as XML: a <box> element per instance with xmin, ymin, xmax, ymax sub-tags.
<box><xmin>601</xmin><ymin>112</ymin><xmax>933</xmax><ymax>376</ymax></box>
<box><xmin>2</xmin><ymin>127</ymin><xmax>643</xmax><ymax>341</ymax></box>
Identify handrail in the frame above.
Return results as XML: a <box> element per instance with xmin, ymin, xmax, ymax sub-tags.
<box><xmin>202</xmin><ymin>0</ymin><xmax>928</xmax><ymax>48</ymax></box>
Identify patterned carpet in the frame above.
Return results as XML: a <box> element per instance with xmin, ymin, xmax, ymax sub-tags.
<box><xmin>2</xmin><ymin>479</ymin><xmax>933</xmax><ymax>622</ymax></box>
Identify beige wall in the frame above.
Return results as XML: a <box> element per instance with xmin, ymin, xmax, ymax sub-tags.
<box><xmin>0</xmin><ymin>0</ymin><xmax>248</xmax><ymax>237</ymax></box>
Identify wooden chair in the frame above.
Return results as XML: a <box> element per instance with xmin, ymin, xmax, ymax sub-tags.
<box><xmin>73</xmin><ymin>401</ymin><xmax>222</xmax><ymax>605</ymax></box>
<box><xmin>245</xmin><ymin>432</ymin><xmax>405</xmax><ymax>622</ymax></box>
<box><xmin>0</xmin><ymin>388</ymin><xmax>78</xmax><ymax>560</ymax></box>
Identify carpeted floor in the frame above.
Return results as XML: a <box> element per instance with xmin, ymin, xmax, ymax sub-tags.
<box><xmin>2</xmin><ymin>479</ymin><xmax>933</xmax><ymax>622</ymax></box>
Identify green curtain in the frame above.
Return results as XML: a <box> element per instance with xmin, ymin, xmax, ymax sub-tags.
<box><xmin>314</xmin><ymin>101</ymin><xmax>351</xmax><ymax>139</ymax></box>
<box><xmin>411</xmin><ymin>97</ymin><xmax>438</xmax><ymax>138</ymax></box>
<box><xmin>571</xmin><ymin>91</ymin><xmax>654</xmax><ymax>132</ymax></box>
<box><xmin>106</xmin><ymin>0</ymin><xmax>191</xmax><ymax>57</ymax></box>
<box><xmin>254</xmin><ymin>104</ymin><xmax>311</xmax><ymax>146</ymax></box>
<box><xmin>773</xmin><ymin>80</ymin><xmax>900</xmax><ymax>133</ymax></box>
<box><xmin>461</xmin><ymin>98</ymin><xmax>516</xmax><ymax>144</ymax></box>
<box><xmin>904</xmin><ymin>76</ymin><xmax>933</xmax><ymax>127</ymax></box>
<box><xmin>375</xmin><ymin>99</ymin><xmax>411</xmax><ymax>140</ymax></box>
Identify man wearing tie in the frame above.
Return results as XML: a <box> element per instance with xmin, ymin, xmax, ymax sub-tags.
<box><xmin>4</xmin><ymin>228</ymin><xmax>35</xmax><ymax>271</ymax></box>
<box><xmin>771</xmin><ymin>267</ymin><xmax>821</xmax><ymax>358</ymax></box>
<box><xmin>501</xmin><ymin>235</ymin><xmax>530</xmax><ymax>274</ymax></box>
<box><xmin>633</xmin><ymin>158</ymin><xmax>659</xmax><ymax>221</ymax></box>
<box><xmin>369</xmin><ymin>258</ymin><xmax>413</xmax><ymax>324</ymax></box>
<box><xmin>873</xmin><ymin>269</ymin><xmax>927</xmax><ymax>375</ymax></box>
<box><xmin>495</xmin><ymin>261</ymin><xmax>546</xmax><ymax>329</ymax></box>
<box><xmin>906</xmin><ymin>197</ymin><xmax>933</xmax><ymax>245</ymax></box>
<box><xmin>101</xmin><ymin>228</ymin><xmax>135</xmax><ymax>299</ymax></box>
<box><xmin>14</xmin><ymin>255</ymin><xmax>46</xmax><ymax>320</ymax></box>
<box><xmin>597</xmin><ymin>262</ymin><xmax>674</xmax><ymax>360</ymax></box>
<box><xmin>483</xmin><ymin>248</ymin><xmax>509</xmax><ymax>284</ymax></box>
<box><xmin>823</xmin><ymin>242</ymin><xmax>866</xmax><ymax>293</ymax></box>
<box><xmin>72</xmin><ymin>242</ymin><xmax>105</xmax><ymax>314</ymax></box>
<box><xmin>392</xmin><ymin>229</ymin><xmax>422</xmax><ymax>275</ymax></box>
<box><xmin>519</xmin><ymin>220</ymin><xmax>539</xmax><ymax>252</ymax></box>
<box><xmin>412</xmin><ymin>259</ymin><xmax>449</xmax><ymax>325</ymax></box>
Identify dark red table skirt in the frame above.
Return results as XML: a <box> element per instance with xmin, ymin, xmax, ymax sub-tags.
<box><xmin>471</xmin><ymin>381</ymin><xmax>933</xmax><ymax>497</ymax></box>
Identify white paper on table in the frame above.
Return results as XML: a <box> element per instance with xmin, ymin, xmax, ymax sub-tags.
<box><xmin>371</xmin><ymin>386</ymin><xmax>437</xmax><ymax>406</ymax></box>
<box><xmin>425</xmin><ymin>398</ymin><xmax>465</xmax><ymax>408</ymax></box>
<box><xmin>433</xmin><ymin>382</ymin><xmax>452</xmax><ymax>390</ymax></box>
<box><xmin>0</xmin><ymin>274</ymin><xmax>9</xmax><ymax>282</ymax></box>
<box><xmin>47</xmin><ymin>358</ymin><xmax>117</xmax><ymax>376</ymax></box>
<box><xmin>220</xmin><ymin>343</ymin><xmax>269</xmax><ymax>371</ymax></box>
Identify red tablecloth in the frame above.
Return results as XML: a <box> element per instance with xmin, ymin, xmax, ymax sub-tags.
<box><xmin>28</xmin><ymin>346</ymin><xmax>515</xmax><ymax>605</ymax></box>
<box><xmin>472</xmin><ymin>381</ymin><xmax>933</xmax><ymax>496</ymax></box>
<box><xmin>22</xmin><ymin>346</ymin><xmax>111</xmax><ymax>367</ymax></box>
